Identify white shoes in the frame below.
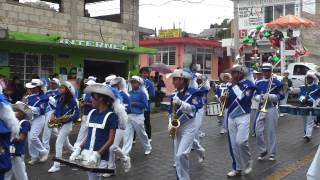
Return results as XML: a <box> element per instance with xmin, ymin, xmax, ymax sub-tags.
<box><xmin>220</xmin><ymin>128</ymin><xmax>227</xmax><ymax>134</ymax></box>
<box><xmin>244</xmin><ymin>160</ymin><xmax>253</xmax><ymax>175</ymax></box>
<box><xmin>28</xmin><ymin>159</ymin><xmax>38</xmax><ymax>165</ymax></box>
<box><xmin>198</xmin><ymin>149</ymin><xmax>205</xmax><ymax>163</ymax></box>
<box><xmin>102</xmin><ymin>172</ymin><xmax>115</xmax><ymax>178</ymax></box>
<box><xmin>123</xmin><ymin>157</ymin><xmax>131</xmax><ymax>173</ymax></box>
<box><xmin>39</xmin><ymin>150</ymin><xmax>49</xmax><ymax>162</ymax></box>
<box><xmin>48</xmin><ymin>165</ymin><xmax>61</xmax><ymax>173</ymax></box>
<box><xmin>144</xmin><ymin>149</ymin><xmax>152</xmax><ymax>155</ymax></box>
<box><xmin>227</xmin><ymin>170</ymin><xmax>241</xmax><ymax>177</ymax></box>
<box><xmin>268</xmin><ymin>155</ymin><xmax>276</xmax><ymax>161</ymax></box>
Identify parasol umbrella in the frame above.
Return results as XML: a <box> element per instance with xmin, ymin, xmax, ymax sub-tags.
<box><xmin>149</xmin><ymin>63</ymin><xmax>172</xmax><ymax>74</ymax></box>
<box><xmin>266</xmin><ymin>15</ymin><xmax>315</xmax><ymax>29</ymax></box>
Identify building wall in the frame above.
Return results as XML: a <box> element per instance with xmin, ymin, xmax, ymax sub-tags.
<box><xmin>0</xmin><ymin>0</ymin><xmax>139</xmax><ymax>45</ymax></box>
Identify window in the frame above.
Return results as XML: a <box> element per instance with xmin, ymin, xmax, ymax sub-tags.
<box><xmin>264</xmin><ymin>6</ymin><xmax>273</xmax><ymax>23</ymax></box>
<box><xmin>196</xmin><ymin>48</ymin><xmax>212</xmax><ymax>76</ymax></box>
<box><xmin>84</xmin><ymin>0</ymin><xmax>121</xmax><ymax>23</ymax></box>
<box><xmin>274</xmin><ymin>5</ymin><xmax>284</xmax><ymax>19</ymax></box>
<box><xmin>156</xmin><ymin>47</ymin><xmax>176</xmax><ymax>66</ymax></box>
<box><xmin>285</xmin><ymin>4</ymin><xmax>295</xmax><ymax>15</ymax></box>
<box><xmin>293</xmin><ymin>65</ymin><xmax>310</xmax><ymax>75</ymax></box>
<box><xmin>264</xmin><ymin>4</ymin><xmax>296</xmax><ymax>23</ymax></box>
<box><xmin>9</xmin><ymin>53</ymin><xmax>54</xmax><ymax>84</ymax></box>
<box><xmin>14</xmin><ymin>0</ymin><xmax>61</xmax><ymax>12</ymax></box>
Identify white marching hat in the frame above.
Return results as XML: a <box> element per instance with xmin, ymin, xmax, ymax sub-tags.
<box><xmin>167</xmin><ymin>69</ymin><xmax>193</xmax><ymax>80</ymax></box>
<box><xmin>85</xmin><ymin>79</ymin><xmax>96</xmax><ymax>86</ymax></box>
<box><xmin>105</xmin><ymin>75</ymin><xmax>117</xmax><ymax>84</ymax></box>
<box><xmin>25</xmin><ymin>79</ymin><xmax>43</xmax><ymax>89</ymax></box>
<box><xmin>50</xmin><ymin>78</ymin><xmax>60</xmax><ymax>86</ymax></box>
<box><xmin>261</xmin><ymin>63</ymin><xmax>273</xmax><ymax>71</ymax></box>
<box><xmin>61</xmin><ymin>81</ymin><xmax>76</xmax><ymax>96</ymax></box>
<box><xmin>88</xmin><ymin>76</ymin><xmax>97</xmax><ymax>81</ymax></box>
<box><xmin>12</xmin><ymin>101</ymin><xmax>33</xmax><ymax>120</ymax></box>
<box><xmin>129</xmin><ymin>76</ymin><xmax>144</xmax><ymax>84</ymax></box>
<box><xmin>219</xmin><ymin>72</ymin><xmax>232</xmax><ymax>80</ymax></box>
<box><xmin>84</xmin><ymin>83</ymin><xmax>116</xmax><ymax>100</ymax></box>
<box><xmin>229</xmin><ymin>64</ymin><xmax>249</xmax><ymax>76</ymax></box>
<box><xmin>110</xmin><ymin>77</ymin><xmax>123</xmax><ymax>86</ymax></box>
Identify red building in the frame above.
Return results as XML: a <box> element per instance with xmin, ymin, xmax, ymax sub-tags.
<box><xmin>139</xmin><ymin>37</ymin><xmax>232</xmax><ymax>93</ymax></box>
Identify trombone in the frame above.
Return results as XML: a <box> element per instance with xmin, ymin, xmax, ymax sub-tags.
<box><xmin>260</xmin><ymin>75</ymin><xmax>274</xmax><ymax>113</ymax></box>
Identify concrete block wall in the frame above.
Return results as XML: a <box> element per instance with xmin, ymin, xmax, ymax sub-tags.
<box><xmin>0</xmin><ymin>0</ymin><xmax>139</xmax><ymax>45</ymax></box>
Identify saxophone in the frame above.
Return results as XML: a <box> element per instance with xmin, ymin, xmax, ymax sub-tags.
<box><xmin>169</xmin><ymin>95</ymin><xmax>180</xmax><ymax>138</ymax></box>
<box><xmin>48</xmin><ymin>108</ymin><xmax>74</xmax><ymax>128</ymax></box>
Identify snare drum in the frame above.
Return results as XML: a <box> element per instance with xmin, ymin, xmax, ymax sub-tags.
<box><xmin>279</xmin><ymin>105</ymin><xmax>298</xmax><ymax>115</ymax></box>
<box><xmin>297</xmin><ymin>107</ymin><xmax>313</xmax><ymax>116</ymax></box>
<box><xmin>313</xmin><ymin>107</ymin><xmax>320</xmax><ymax>116</ymax></box>
<box><xmin>206</xmin><ymin>102</ymin><xmax>221</xmax><ymax>116</ymax></box>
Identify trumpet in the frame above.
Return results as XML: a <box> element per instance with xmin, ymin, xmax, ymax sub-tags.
<box><xmin>260</xmin><ymin>75</ymin><xmax>274</xmax><ymax>113</ymax></box>
<box><xmin>169</xmin><ymin>96</ymin><xmax>180</xmax><ymax>138</ymax></box>
<box><xmin>218</xmin><ymin>90</ymin><xmax>229</xmax><ymax>117</ymax></box>
<box><xmin>48</xmin><ymin>109</ymin><xmax>74</xmax><ymax>128</ymax></box>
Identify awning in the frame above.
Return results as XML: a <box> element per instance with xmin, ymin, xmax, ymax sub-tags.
<box><xmin>7</xmin><ymin>31</ymin><xmax>157</xmax><ymax>55</ymax></box>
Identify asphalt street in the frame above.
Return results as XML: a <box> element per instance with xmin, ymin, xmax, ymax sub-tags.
<box><xmin>25</xmin><ymin>112</ymin><xmax>320</xmax><ymax>180</ymax></box>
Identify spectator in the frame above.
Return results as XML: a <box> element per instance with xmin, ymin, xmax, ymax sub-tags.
<box><xmin>10</xmin><ymin>77</ymin><xmax>26</xmax><ymax>103</ymax></box>
<box><xmin>155</xmin><ymin>75</ymin><xmax>165</xmax><ymax>107</ymax></box>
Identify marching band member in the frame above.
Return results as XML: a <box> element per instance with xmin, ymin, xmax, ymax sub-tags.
<box><xmin>0</xmin><ymin>86</ymin><xmax>20</xmax><ymax>180</ymax></box>
<box><xmin>250</xmin><ymin>70</ymin><xmax>263</xmax><ymax>136</ymax></box>
<box><xmin>104</xmin><ymin>77</ymin><xmax>131</xmax><ymax>177</ymax></box>
<box><xmin>255</xmin><ymin>63</ymin><xmax>284</xmax><ymax>161</ymax></box>
<box><xmin>25</xmin><ymin>79</ymin><xmax>49</xmax><ymax>165</ymax></box>
<box><xmin>298</xmin><ymin>70</ymin><xmax>320</xmax><ymax>142</ymax></box>
<box><xmin>225</xmin><ymin>65</ymin><xmax>255</xmax><ymax>177</ymax></box>
<box><xmin>307</xmin><ymin>145</ymin><xmax>320</xmax><ymax>180</ymax></box>
<box><xmin>280</xmin><ymin>70</ymin><xmax>293</xmax><ymax>117</ymax></box>
<box><xmin>48</xmin><ymin>81</ymin><xmax>80</xmax><ymax>173</ymax></box>
<box><xmin>105</xmin><ymin>75</ymin><xmax>117</xmax><ymax>85</ymax></box>
<box><xmin>140</xmin><ymin>67</ymin><xmax>155</xmax><ymax>141</ymax></box>
<box><xmin>73</xmin><ymin>78</ymin><xmax>96</xmax><ymax>150</ymax></box>
<box><xmin>122</xmin><ymin>76</ymin><xmax>152</xmax><ymax>156</ymax></box>
<box><xmin>5</xmin><ymin>102</ymin><xmax>32</xmax><ymax>180</ymax></box>
<box><xmin>42</xmin><ymin>78</ymin><xmax>60</xmax><ymax>153</ymax></box>
<box><xmin>192</xmin><ymin>73</ymin><xmax>210</xmax><ymax>163</ymax></box>
<box><xmin>216</xmin><ymin>72</ymin><xmax>231</xmax><ymax>134</ymax></box>
<box><xmin>69</xmin><ymin>83</ymin><xmax>127</xmax><ymax>180</ymax></box>
<box><xmin>168</xmin><ymin>68</ymin><xmax>202</xmax><ymax>180</ymax></box>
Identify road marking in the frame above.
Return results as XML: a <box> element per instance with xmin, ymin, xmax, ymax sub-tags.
<box><xmin>264</xmin><ymin>152</ymin><xmax>315</xmax><ymax>180</ymax></box>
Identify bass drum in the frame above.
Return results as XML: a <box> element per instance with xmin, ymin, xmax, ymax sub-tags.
<box><xmin>279</xmin><ymin>105</ymin><xmax>298</xmax><ymax>115</ymax></box>
<box><xmin>206</xmin><ymin>102</ymin><xmax>221</xmax><ymax>116</ymax></box>
<box><xmin>297</xmin><ymin>107</ymin><xmax>313</xmax><ymax>116</ymax></box>
<box><xmin>313</xmin><ymin>107</ymin><xmax>320</xmax><ymax>116</ymax></box>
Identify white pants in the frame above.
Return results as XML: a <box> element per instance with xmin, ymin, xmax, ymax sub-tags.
<box><xmin>53</xmin><ymin>122</ymin><xmax>73</xmax><ymax>167</ymax></box>
<box><xmin>307</xmin><ymin>145</ymin><xmax>320</xmax><ymax>180</ymax></box>
<box><xmin>87</xmin><ymin>160</ymin><xmax>108</xmax><ymax>180</ymax></box>
<box><xmin>303</xmin><ymin>114</ymin><xmax>315</xmax><ymax>138</ymax></box>
<box><xmin>255</xmin><ymin>107</ymin><xmax>278</xmax><ymax>155</ymax></box>
<box><xmin>4</xmin><ymin>156</ymin><xmax>28</xmax><ymax>180</ymax></box>
<box><xmin>74</xmin><ymin>115</ymin><xmax>89</xmax><ymax>149</ymax></box>
<box><xmin>122</xmin><ymin>114</ymin><xmax>152</xmax><ymax>156</ymax></box>
<box><xmin>174</xmin><ymin>118</ymin><xmax>197</xmax><ymax>180</ymax></box>
<box><xmin>250</xmin><ymin>109</ymin><xmax>258</xmax><ymax>134</ymax></box>
<box><xmin>192</xmin><ymin>108</ymin><xmax>205</xmax><ymax>157</ymax></box>
<box><xmin>227</xmin><ymin>114</ymin><xmax>251</xmax><ymax>171</ymax></box>
<box><xmin>108</xmin><ymin>129</ymin><xmax>128</xmax><ymax>170</ymax></box>
<box><xmin>28</xmin><ymin>115</ymin><xmax>47</xmax><ymax>160</ymax></box>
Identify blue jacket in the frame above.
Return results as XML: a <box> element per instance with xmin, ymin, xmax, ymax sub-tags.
<box><xmin>216</xmin><ymin>83</ymin><xmax>230</xmax><ymax>98</ymax></box>
<box><xmin>299</xmin><ymin>84</ymin><xmax>320</xmax><ymax>105</ymax></box>
<box><xmin>54</xmin><ymin>95</ymin><xmax>80</xmax><ymax>123</ymax></box>
<box><xmin>83</xmin><ymin>93</ymin><xmax>93</xmax><ymax>116</ymax></box>
<box><xmin>11</xmin><ymin>120</ymin><xmax>30</xmax><ymax>156</ymax></box>
<box><xmin>120</xmin><ymin>91</ymin><xmax>131</xmax><ymax>114</ymax></box>
<box><xmin>144</xmin><ymin>78</ymin><xmax>155</xmax><ymax>112</ymax></box>
<box><xmin>169</xmin><ymin>87</ymin><xmax>202</xmax><ymax>124</ymax></box>
<box><xmin>129</xmin><ymin>89</ymin><xmax>148</xmax><ymax>114</ymax></box>
<box><xmin>255</xmin><ymin>78</ymin><xmax>284</xmax><ymax>103</ymax></box>
<box><xmin>198</xmin><ymin>85</ymin><xmax>209</xmax><ymax>108</ymax></box>
<box><xmin>26</xmin><ymin>93</ymin><xmax>49</xmax><ymax>116</ymax></box>
<box><xmin>226</xmin><ymin>79</ymin><xmax>256</xmax><ymax>119</ymax></box>
<box><xmin>83</xmin><ymin>109</ymin><xmax>118</xmax><ymax>161</ymax></box>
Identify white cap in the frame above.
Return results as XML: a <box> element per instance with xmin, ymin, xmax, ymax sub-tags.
<box><xmin>85</xmin><ymin>79</ymin><xmax>96</xmax><ymax>86</ymax></box>
<box><xmin>88</xmin><ymin>76</ymin><xmax>97</xmax><ymax>81</ymax></box>
<box><xmin>61</xmin><ymin>81</ymin><xmax>76</xmax><ymax>96</ymax></box>
<box><xmin>130</xmin><ymin>76</ymin><xmax>144</xmax><ymax>84</ymax></box>
<box><xmin>50</xmin><ymin>78</ymin><xmax>60</xmax><ymax>86</ymax></box>
<box><xmin>12</xmin><ymin>101</ymin><xmax>33</xmax><ymax>120</ymax></box>
<box><xmin>261</xmin><ymin>63</ymin><xmax>273</xmax><ymax>71</ymax></box>
<box><xmin>84</xmin><ymin>83</ymin><xmax>116</xmax><ymax>100</ymax></box>
<box><xmin>219</xmin><ymin>72</ymin><xmax>232</xmax><ymax>80</ymax></box>
<box><xmin>25</xmin><ymin>79</ymin><xmax>43</xmax><ymax>89</ymax></box>
<box><xmin>105</xmin><ymin>75</ymin><xmax>117</xmax><ymax>84</ymax></box>
<box><xmin>168</xmin><ymin>69</ymin><xmax>193</xmax><ymax>80</ymax></box>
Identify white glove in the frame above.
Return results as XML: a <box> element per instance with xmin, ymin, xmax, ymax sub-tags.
<box><xmin>172</xmin><ymin>95</ymin><xmax>182</xmax><ymax>106</ymax></box>
<box><xmin>255</xmin><ymin>95</ymin><xmax>261</xmax><ymax>102</ymax></box>
<box><xmin>88</xmin><ymin>151</ymin><xmax>101</xmax><ymax>166</ymax></box>
<box><xmin>268</xmin><ymin>94</ymin><xmax>278</xmax><ymax>102</ymax></box>
<box><xmin>69</xmin><ymin>147</ymin><xmax>82</xmax><ymax>161</ymax></box>
<box><xmin>28</xmin><ymin>106</ymin><xmax>40</xmax><ymax>115</ymax></box>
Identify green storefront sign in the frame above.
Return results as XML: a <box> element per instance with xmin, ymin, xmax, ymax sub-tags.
<box><xmin>59</xmin><ymin>38</ymin><xmax>128</xmax><ymax>51</ymax></box>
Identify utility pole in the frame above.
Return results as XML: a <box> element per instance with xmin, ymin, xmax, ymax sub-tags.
<box><xmin>233</xmin><ymin>0</ymin><xmax>240</xmax><ymax>64</ymax></box>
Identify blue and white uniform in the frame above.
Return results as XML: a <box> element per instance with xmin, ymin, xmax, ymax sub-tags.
<box><xmin>123</xmin><ymin>82</ymin><xmax>152</xmax><ymax>156</ymax></box>
<box><xmin>5</xmin><ymin>120</ymin><xmax>30</xmax><ymax>180</ymax></box>
<box><xmin>226</xmin><ymin>79</ymin><xmax>255</xmax><ymax>173</ymax></box>
<box><xmin>26</xmin><ymin>92</ymin><xmax>49</xmax><ymax>162</ymax></box>
<box><xmin>255</xmin><ymin>65</ymin><xmax>284</xmax><ymax>160</ymax></box>
<box><xmin>298</xmin><ymin>71</ymin><xmax>320</xmax><ymax>140</ymax></box>
<box><xmin>42</xmin><ymin>88</ymin><xmax>59</xmax><ymax>152</ymax></box>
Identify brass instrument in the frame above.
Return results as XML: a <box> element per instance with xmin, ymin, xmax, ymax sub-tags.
<box><xmin>260</xmin><ymin>75</ymin><xmax>274</xmax><ymax>113</ymax></box>
<box><xmin>218</xmin><ymin>89</ymin><xmax>229</xmax><ymax>117</ymax></box>
<box><xmin>169</xmin><ymin>95</ymin><xmax>180</xmax><ymax>138</ymax></box>
<box><xmin>48</xmin><ymin>109</ymin><xmax>74</xmax><ymax>128</ymax></box>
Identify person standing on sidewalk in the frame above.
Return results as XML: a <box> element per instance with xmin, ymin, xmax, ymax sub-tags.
<box><xmin>216</xmin><ymin>72</ymin><xmax>231</xmax><ymax>134</ymax></box>
<box><xmin>168</xmin><ymin>68</ymin><xmax>202</xmax><ymax>180</ymax></box>
<box><xmin>140</xmin><ymin>67</ymin><xmax>155</xmax><ymax>142</ymax></box>
<box><xmin>224</xmin><ymin>65</ymin><xmax>255</xmax><ymax>177</ymax></box>
<box><xmin>280</xmin><ymin>70</ymin><xmax>293</xmax><ymax>117</ymax></box>
<box><xmin>255</xmin><ymin>63</ymin><xmax>284</xmax><ymax>161</ymax></box>
<box><xmin>24</xmin><ymin>79</ymin><xmax>49</xmax><ymax>165</ymax></box>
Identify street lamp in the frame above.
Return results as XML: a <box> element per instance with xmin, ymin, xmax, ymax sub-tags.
<box><xmin>0</xmin><ymin>28</ymin><xmax>8</xmax><ymax>40</ymax></box>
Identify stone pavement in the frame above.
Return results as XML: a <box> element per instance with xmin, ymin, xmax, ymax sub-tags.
<box><xmin>26</xmin><ymin>112</ymin><xmax>320</xmax><ymax>180</ymax></box>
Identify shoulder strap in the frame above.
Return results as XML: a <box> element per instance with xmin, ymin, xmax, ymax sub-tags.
<box><xmin>88</xmin><ymin>112</ymin><xmax>113</xmax><ymax>129</ymax></box>
<box><xmin>19</xmin><ymin>120</ymin><xmax>28</xmax><ymax>128</ymax></box>
<box><xmin>86</xmin><ymin>109</ymin><xmax>96</xmax><ymax>123</ymax></box>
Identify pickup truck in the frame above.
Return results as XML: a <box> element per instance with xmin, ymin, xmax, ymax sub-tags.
<box><xmin>284</xmin><ymin>62</ymin><xmax>320</xmax><ymax>94</ymax></box>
